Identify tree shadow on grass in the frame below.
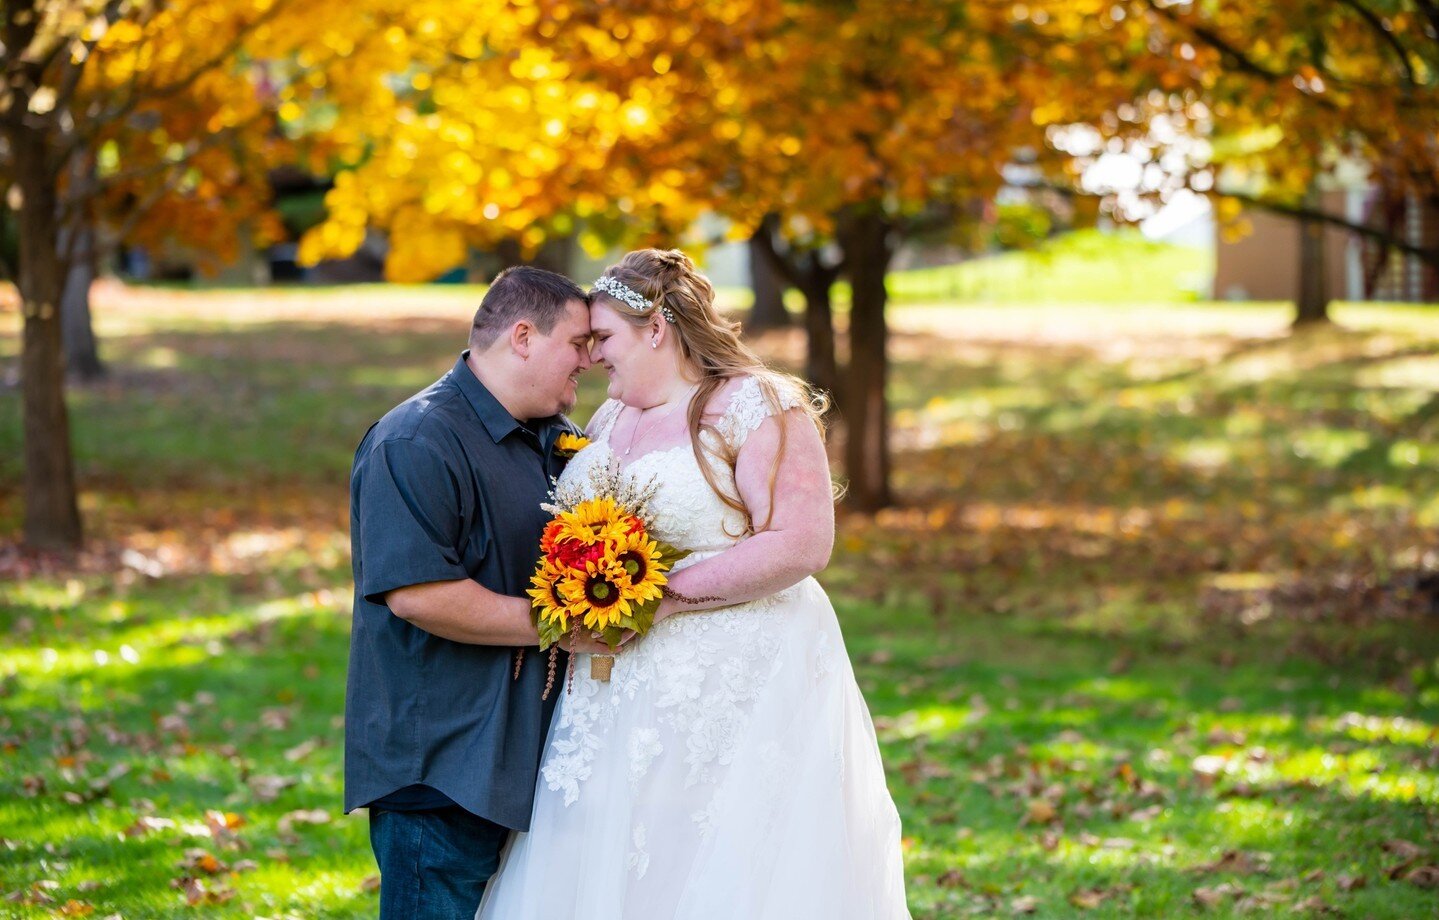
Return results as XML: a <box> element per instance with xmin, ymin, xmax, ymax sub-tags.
<box><xmin>848</xmin><ymin>603</ymin><xmax>1439</xmax><ymax>918</ymax></box>
<box><xmin>0</xmin><ymin>605</ymin><xmax>373</xmax><ymax>917</ymax></box>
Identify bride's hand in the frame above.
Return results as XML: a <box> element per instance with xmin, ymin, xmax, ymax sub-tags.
<box><xmin>558</xmin><ymin>630</ymin><xmax>637</xmax><ymax>655</ymax></box>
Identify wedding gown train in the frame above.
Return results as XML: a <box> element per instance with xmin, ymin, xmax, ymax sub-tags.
<box><xmin>477</xmin><ymin>377</ymin><xmax>911</xmax><ymax>920</ymax></box>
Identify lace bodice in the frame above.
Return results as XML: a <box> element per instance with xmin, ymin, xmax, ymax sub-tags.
<box><xmin>558</xmin><ymin>376</ymin><xmax>804</xmax><ymax>565</ymax></box>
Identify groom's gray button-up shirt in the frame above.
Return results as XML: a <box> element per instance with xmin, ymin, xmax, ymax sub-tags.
<box><xmin>344</xmin><ymin>352</ymin><xmax>573</xmax><ymax>830</ymax></box>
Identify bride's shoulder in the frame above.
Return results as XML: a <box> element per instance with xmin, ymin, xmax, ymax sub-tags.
<box><xmin>703</xmin><ymin>376</ymin><xmax>754</xmax><ymax>414</ymax></box>
<box><xmin>706</xmin><ymin>373</ymin><xmax>809</xmax><ymax>448</ymax></box>
<box><xmin>583</xmin><ymin>398</ymin><xmax>625</xmax><ymax>438</ymax></box>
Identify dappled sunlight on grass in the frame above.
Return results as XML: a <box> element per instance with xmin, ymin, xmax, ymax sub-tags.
<box><xmin>3</xmin><ymin>288</ymin><xmax>1439</xmax><ymax>916</ymax></box>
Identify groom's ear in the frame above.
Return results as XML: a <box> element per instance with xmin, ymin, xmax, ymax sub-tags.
<box><xmin>510</xmin><ymin>320</ymin><xmax>533</xmax><ymax>360</ymax></box>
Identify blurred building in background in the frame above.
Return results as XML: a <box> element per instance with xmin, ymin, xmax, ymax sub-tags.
<box><xmin>1216</xmin><ymin>186</ymin><xmax>1439</xmax><ymax>304</ymax></box>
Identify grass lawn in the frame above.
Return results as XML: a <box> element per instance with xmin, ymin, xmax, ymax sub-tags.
<box><xmin>1</xmin><ymin>279</ymin><xmax>1437</xmax><ymax>918</ymax></box>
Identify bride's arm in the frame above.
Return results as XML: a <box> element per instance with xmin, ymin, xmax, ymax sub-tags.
<box><xmin>655</xmin><ymin>407</ymin><xmax>834</xmax><ymax>620</ymax></box>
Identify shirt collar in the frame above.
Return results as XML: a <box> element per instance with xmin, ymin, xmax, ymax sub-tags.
<box><xmin>452</xmin><ymin>351</ymin><xmax>565</xmax><ymax>445</ymax></box>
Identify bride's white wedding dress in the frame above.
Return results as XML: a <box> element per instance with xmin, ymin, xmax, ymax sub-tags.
<box><xmin>477</xmin><ymin>377</ymin><xmax>910</xmax><ymax>920</ymax></box>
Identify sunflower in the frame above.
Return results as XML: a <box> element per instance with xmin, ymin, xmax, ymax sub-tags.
<box><xmin>559</xmin><ymin>497</ymin><xmax>634</xmax><ymax>545</ymax></box>
<box><xmin>527</xmin><ymin>558</ymin><xmax>575</xmax><ymax>631</ymax></box>
<box><xmin>560</xmin><ymin>558</ymin><xmax>653</xmax><ymax>631</ymax></box>
<box><xmin>554</xmin><ymin>433</ymin><xmax>591</xmax><ymax>456</ymax></box>
<box><xmin>611</xmin><ymin>529</ymin><xmax>666</xmax><ymax>606</ymax></box>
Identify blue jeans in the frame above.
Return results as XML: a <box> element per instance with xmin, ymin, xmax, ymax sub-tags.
<box><xmin>369</xmin><ymin>807</ymin><xmax>509</xmax><ymax>919</ymax></box>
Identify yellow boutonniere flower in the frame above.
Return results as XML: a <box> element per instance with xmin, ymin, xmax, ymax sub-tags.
<box><xmin>554</xmin><ymin>433</ymin><xmax>591</xmax><ymax>457</ymax></box>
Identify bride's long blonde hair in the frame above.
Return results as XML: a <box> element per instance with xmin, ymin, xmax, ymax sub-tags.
<box><xmin>593</xmin><ymin>249</ymin><xmax>830</xmax><ymax>534</ymax></box>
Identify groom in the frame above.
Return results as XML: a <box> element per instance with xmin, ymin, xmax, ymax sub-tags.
<box><xmin>345</xmin><ymin>266</ymin><xmax>602</xmax><ymax>918</ymax></box>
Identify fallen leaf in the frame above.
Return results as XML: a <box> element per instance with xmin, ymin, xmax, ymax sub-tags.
<box><xmin>247</xmin><ymin>774</ymin><xmax>297</xmax><ymax>802</ymax></box>
<box><xmin>1130</xmin><ymin>804</ymin><xmax>1163</xmax><ymax>823</ymax></box>
<box><xmin>1195</xmin><ymin>850</ymin><xmax>1272</xmax><ymax>875</ymax></box>
<box><xmin>122</xmin><ymin>815</ymin><xmax>176</xmax><ymax>838</ymax></box>
<box><xmin>1292</xmin><ymin>894</ymin><xmax>1336</xmax><ymax>913</ymax></box>
<box><xmin>179</xmin><ymin>850</ymin><xmax>227</xmax><ymax>875</ymax></box>
<box><xmin>278</xmin><ymin>808</ymin><xmax>331</xmax><ymax>833</ymax></box>
<box><xmin>1068</xmin><ymin>888</ymin><xmax>1106</xmax><ymax>909</ymax></box>
<box><xmin>1405</xmin><ymin>865</ymin><xmax>1439</xmax><ymax>889</ymax></box>
<box><xmin>1336</xmin><ymin>874</ymin><xmax>1365</xmax><ymax>891</ymax></box>
<box><xmin>1381</xmin><ymin>838</ymin><xmax>1425</xmax><ymax>861</ymax></box>
<box><xmin>172</xmin><ymin>877</ymin><xmax>237</xmax><ymax>907</ymax></box>
<box><xmin>1010</xmin><ymin>895</ymin><xmax>1039</xmax><ymax>914</ymax></box>
<box><xmin>1192</xmin><ymin>882</ymin><xmax>1243</xmax><ymax>907</ymax></box>
<box><xmin>1023</xmin><ymin>799</ymin><xmax>1058</xmax><ymax>825</ymax></box>
<box><xmin>1191</xmin><ymin>754</ymin><xmax>1227</xmax><ymax>785</ymax></box>
<box><xmin>57</xmin><ymin>900</ymin><xmax>93</xmax><ymax>916</ymax></box>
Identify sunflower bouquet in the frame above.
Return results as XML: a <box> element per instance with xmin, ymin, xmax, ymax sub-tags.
<box><xmin>525</xmin><ymin>462</ymin><xmax>685</xmax><ymax>696</ymax></box>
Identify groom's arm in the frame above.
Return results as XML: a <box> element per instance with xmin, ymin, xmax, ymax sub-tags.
<box><xmin>388</xmin><ymin>584</ymin><xmax>615</xmax><ymax>652</ymax></box>
<box><xmin>356</xmin><ymin>436</ymin><xmax>613</xmax><ymax>651</ymax></box>
<box><xmin>387</xmin><ymin>580</ymin><xmax>538</xmax><ymax>645</ymax></box>
<box><xmin>356</xmin><ymin>437</ymin><xmax>535</xmax><ymax>646</ymax></box>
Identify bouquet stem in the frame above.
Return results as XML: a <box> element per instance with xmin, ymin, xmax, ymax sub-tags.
<box><xmin>590</xmin><ymin>654</ymin><xmax>614</xmax><ymax>681</ymax></box>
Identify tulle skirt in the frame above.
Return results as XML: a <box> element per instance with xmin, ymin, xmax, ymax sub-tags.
<box><xmin>477</xmin><ymin>577</ymin><xmax>911</xmax><ymax>920</ymax></box>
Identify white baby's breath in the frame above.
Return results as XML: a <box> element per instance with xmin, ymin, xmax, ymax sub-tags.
<box><xmin>544</xmin><ymin>457</ymin><xmax>662</xmax><ymax>531</ymax></box>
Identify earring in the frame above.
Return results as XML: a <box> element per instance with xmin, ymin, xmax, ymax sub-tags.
<box><xmin>651</xmin><ymin>339</ymin><xmax>658</xmax><ymax>349</ymax></box>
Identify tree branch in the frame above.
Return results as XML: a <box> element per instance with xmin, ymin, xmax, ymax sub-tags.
<box><xmin>1220</xmin><ymin>187</ymin><xmax>1438</xmax><ymax>269</ymax></box>
<box><xmin>67</xmin><ymin>0</ymin><xmax>293</xmax><ymax>161</ymax></box>
<box><xmin>1413</xmin><ymin>0</ymin><xmax>1439</xmax><ymax>39</ymax></box>
<box><xmin>1141</xmin><ymin>0</ymin><xmax>1416</xmax><ymax>102</ymax></box>
<box><xmin>1007</xmin><ymin>174</ymin><xmax>1437</xmax><ymax>270</ymax></box>
<box><xmin>1141</xmin><ymin>0</ymin><xmax>1282</xmax><ymax>81</ymax></box>
<box><xmin>1335</xmin><ymin>0</ymin><xmax>1419</xmax><ymax>87</ymax></box>
<box><xmin>64</xmin><ymin>107</ymin><xmax>274</xmax><ymax>220</ymax></box>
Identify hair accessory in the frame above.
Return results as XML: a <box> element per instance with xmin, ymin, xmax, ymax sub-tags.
<box><xmin>594</xmin><ymin>275</ymin><xmax>678</xmax><ymax>324</ymax></box>
<box><xmin>593</xmin><ymin>276</ymin><xmax>651</xmax><ymax>312</ymax></box>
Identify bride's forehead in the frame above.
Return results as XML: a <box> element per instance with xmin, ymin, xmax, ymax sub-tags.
<box><xmin>588</xmin><ymin>301</ymin><xmax>642</xmax><ymax>333</ymax></box>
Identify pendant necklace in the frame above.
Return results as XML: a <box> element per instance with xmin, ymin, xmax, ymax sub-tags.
<box><xmin>625</xmin><ymin>384</ymin><xmax>698</xmax><ymax>457</ymax></box>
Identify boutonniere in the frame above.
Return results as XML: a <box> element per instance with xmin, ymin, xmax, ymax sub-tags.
<box><xmin>554</xmin><ymin>433</ymin><xmax>591</xmax><ymax>458</ymax></box>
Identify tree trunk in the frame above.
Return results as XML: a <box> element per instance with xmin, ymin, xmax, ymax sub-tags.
<box><xmin>746</xmin><ymin>217</ymin><xmax>791</xmax><ymax>333</ymax></box>
<box><xmin>61</xmin><ymin>220</ymin><xmax>104</xmax><ymax>382</ymax></box>
<box><xmin>15</xmin><ymin>130</ymin><xmax>84</xmax><ymax>550</ymax></box>
<box><xmin>799</xmin><ymin>272</ymin><xmax>839</xmax><ymax>407</ymax></box>
<box><xmin>1295</xmin><ymin>189</ymin><xmax>1330</xmax><ymax>326</ymax></box>
<box><xmin>835</xmin><ymin>208</ymin><xmax>895</xmax><ymax>512</ymax></box>
<box><xmin>747</xmin><ymin>218</ymin><xmax>841</xmax><ymax>404</ymax></box>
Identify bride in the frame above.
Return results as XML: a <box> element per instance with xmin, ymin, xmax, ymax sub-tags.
<box><xmin>477</xmin><ymin>249</ymin><xmax>911</xmax><ymax>919</ymax></box>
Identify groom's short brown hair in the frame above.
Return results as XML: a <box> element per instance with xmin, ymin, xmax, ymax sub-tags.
<box><xmin>470</xmin><ymin>266</ymin><xmax>587</xmax><ymax>350</ymax></box>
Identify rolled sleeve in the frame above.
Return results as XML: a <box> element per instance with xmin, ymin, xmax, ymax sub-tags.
<box><xmin>353</xmin><ymin>437</ymin><xmax>472</xmax><ymax>605</ymax></box>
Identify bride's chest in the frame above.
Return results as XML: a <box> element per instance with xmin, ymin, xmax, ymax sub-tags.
<box><xmin>558</xmin><ymin>439</ymin><xmax>743</xmax><ymax>548</ymax></box>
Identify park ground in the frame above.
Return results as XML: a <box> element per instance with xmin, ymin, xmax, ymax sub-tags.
<box><xmin>1</xmin><ymin>245</ymin><xmax>1438</xmax><ymax>918</ymax></box>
